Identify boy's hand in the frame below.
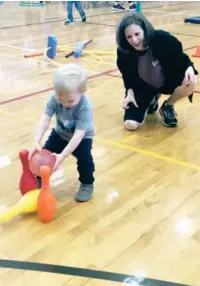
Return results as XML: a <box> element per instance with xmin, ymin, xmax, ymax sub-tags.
<box><xmin>28</xmin><ymin>143</ymin><xmax>41</xmax><ymax>160</ymax></box>
<box><xmin>52</xmin><ymin>130</ymin><xmax>85</xmax><ymax>172</ymax></box>
<box><xmin>52</xmin><ymin>153</ymin><xmax>65</xmax><ymax>172</ymax></box>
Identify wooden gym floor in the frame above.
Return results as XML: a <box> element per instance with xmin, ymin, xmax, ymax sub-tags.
<box><xmin>0</xmin><ymin>1</ymin><xmax>200</xmax><ymax>285</ymax></box>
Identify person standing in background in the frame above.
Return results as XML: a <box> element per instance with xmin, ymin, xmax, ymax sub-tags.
<box><xmin>64</xmin><ymin>1</ymin><xmax>86</xmax><ymax>25</ymax></box>
<box><xmin>112</xmin><ymin>1</ymin><xmax>137</xmax><ymax>11</ymax></box>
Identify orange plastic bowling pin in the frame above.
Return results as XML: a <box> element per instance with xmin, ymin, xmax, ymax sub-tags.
<box><xmin>0</xmin><ymin>189</ymin><xmax>40</xmax><ymax>223</ymax></box>
<box><xmin>37</xmin><ymin>166</ymin><xmax>56</xmax><ymax>223</ymax></box>
<box><xmin>19</xmin><ymin>149</ymin><xmax>38</xmax><ymax>195</ymax></box>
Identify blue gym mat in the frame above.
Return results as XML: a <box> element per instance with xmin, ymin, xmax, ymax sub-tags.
<box><xmin>184</xmin><ymin>16</ymin><xmax>200</xmax><ymax>24</ymax></box>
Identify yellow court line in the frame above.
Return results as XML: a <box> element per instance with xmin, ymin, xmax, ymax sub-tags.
<box><xmin>0</xmin><ymin>109</ymin><xmax>200</xmax><ymax>171</ymax></box>
<box><xmin>44</xmin><ymin>47</ymin><xmax>60</xmax><ymax>67</ymax></box>
<box><xmin>120</xmin><ymin>134</ymin><xmax>139</xmax><ymax>143</ymax></box>
<box><xmin>0</xmin><ymin>42</ymin><xmax>34</xmax><ymax>51</ymax></box>
<box><xmin>0</xmin><ymin>109</ymin><xmax>37</xmax><ymax>123</ymax></box>
<box><xmin>44</xmin><ymin>47</ymin><xmax>104</xmax><ymax>69</ymax></box>
<box><xmin>0</xmin><ymin>109</ymin><xmax>55</xmax><ymax>131</ymax></box>
<box><xmin>0</xmin><ymin>53</ymin><xmax>21</xmax><ymax>59</ymax></box>
<box><xmin>95</xmin><ymin>136</ymin><xmax>200</xmax><ymax>171</ymax></box>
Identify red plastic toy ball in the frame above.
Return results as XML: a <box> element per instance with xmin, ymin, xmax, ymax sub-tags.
<box><xmin>29</xmin><ymin>149</ymin><xmax>56</xmax><ymax>176</ymax></box>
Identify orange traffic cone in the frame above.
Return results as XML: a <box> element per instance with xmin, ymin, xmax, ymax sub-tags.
<box><xmin>193</xmin><ymin>46</ymin><xmax>200</xmax><ymax>57</ymax></box>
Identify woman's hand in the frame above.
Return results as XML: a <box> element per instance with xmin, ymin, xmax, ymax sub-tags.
<box><xmin>183</xmin><ymin>66</ymin><xmax>197</xmax><ymax>86</ymax></box>
<box><xmin>123</xmin><ymin>89</ymin><xmax>139</xmax><ymax>109</ymax></box>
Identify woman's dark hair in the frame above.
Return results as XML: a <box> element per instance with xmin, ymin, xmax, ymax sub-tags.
<box><xmin>116</xmin><ymin>12</ymin><xmax>155</xmax><ymax>53</ymax></box>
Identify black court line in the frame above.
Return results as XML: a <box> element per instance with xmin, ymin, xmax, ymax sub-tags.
<box><xmin>0</xmin><ymin>18</ymin><xmax>63</xmax><ymax>29</ymax></box>
<box><xmin>81</xmin><ymin>21</ymin><xmax>115</xmax><ymax>27</ymax></box>
<box><xmin>0</xmin><ymin>259</ymin><xmax>191</xmax><ymax>286</ymax></box>
<box><xmin>0</xmin><ymin>2</ymin><xmax>195</xmax><ymax>30</ymax></box>
<box><xmin>172</xmin><ymin>32</ymin><xmax>200</xmax><ymax>38</ymax></box>
<box><xmin>0</xmin><ymin>10</ymin><xmax>122</xmax><ymax>30</ymax></box>
<box><xmin>142</xmin><ymin>2</ymin><xmax>193</xmax><ymax>10</ymax></box>
<box><xmin>86</xmin><ymin>21</ymin><xmax>200</xmax><ymax>40</ymax></box>
<box><xmin>80</xmin><ymin>21</ymin><xmax>200</xmax><ymax>38</ymax></box>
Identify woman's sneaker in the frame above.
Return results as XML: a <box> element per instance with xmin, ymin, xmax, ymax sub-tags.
<box><xmin>112</xmin><ymin>3</ymin><xmax>125</xmax><ymax>10</ymax></box>
<box><xmin>159</xmin><ymin>100</ymin><xmax>178</xmax><ymax>127</ymax></box>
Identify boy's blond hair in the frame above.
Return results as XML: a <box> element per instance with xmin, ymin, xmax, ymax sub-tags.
<box><xmin>53</xmin><ymin>63</ymin><xmax>87</xmax><ymax>95</ymax></box>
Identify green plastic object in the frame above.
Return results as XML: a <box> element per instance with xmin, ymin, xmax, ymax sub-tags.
<box><xmin>19</xmin><ymin>1</ymin><xmax>45</xmax><ymax>7</ymax></box>
<box><xmin>136</xmin><ymin>1</ymin><xmax>141</xmax><ymax>12</ymax></box>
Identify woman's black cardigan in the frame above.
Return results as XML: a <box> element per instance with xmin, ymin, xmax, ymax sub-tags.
<box><xmin>117</xmin><ymin>30</ymin><xmax>198</xmax><ymax>102</ymax></box>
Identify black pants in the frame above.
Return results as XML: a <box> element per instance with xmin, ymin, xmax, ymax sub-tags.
<box><xmin>124</xmin><ymin>78</ymin><xmax>180</xmax><ymax>123</ymax></box>
<box><xmin>43</xmin><ymin>129</ymin><xmax>95</xmax><ymax>185</ymax></box>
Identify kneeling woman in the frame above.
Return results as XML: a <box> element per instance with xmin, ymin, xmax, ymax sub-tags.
<box><xmin>116</xmin><ymin>12</ymin><xmax>198</xmax><ymax>129</ymax></box>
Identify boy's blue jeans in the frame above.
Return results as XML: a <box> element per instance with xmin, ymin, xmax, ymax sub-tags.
<box><xmin>42</xmin><ymin>129</ymin><xmax>95</xmax><ymax>185</ymax></box>
<box><xmin>66</xmin><ymin>1</ymin><xmax>86</xmax><ymax>22</ymax></box>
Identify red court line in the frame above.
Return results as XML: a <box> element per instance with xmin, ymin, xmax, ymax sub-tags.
<box><xmin>0</xmin><ymin>87</ymin><xmax>54</xmax><ymax>106</ymax></box>
<box><xmin>184</xmin><ymin>45</ymin><xmax>197</xmax><ymax>51</ymax></box>
<box><xmin>106</xmin><ymin>73</ymin><xmax>121</xmax><ymax>78</ymax></box>
<box><xmin>0</xmin><ymin>43</ymin><xmax>197</xmax><ymax>107</ymax></box>
<box><xmin>105</xmin><ymin>73</ymin><xmax>200</xmax><ymax>95</ymax></box>
<box><xmin>1</xmin><ymin>65</ymin><xmax>198</xmax><ymax>106</ymax></box>
<box><xmin>0</xmin><ymin>68</ymin><xmax>118</xmax><ymax>106</ymax></box>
